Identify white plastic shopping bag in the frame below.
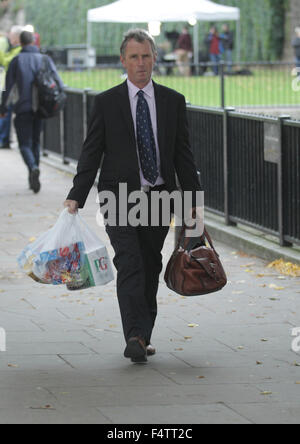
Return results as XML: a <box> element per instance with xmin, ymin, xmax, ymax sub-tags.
<box><xmin>18</xmin><ymin>209</ymin><xmax>114</xmax><ymax>290</ymax></box>
<box><xmin>66</xmin><ymin>215</ymin><xmax>114</xmax><ymax>291</ymax></box>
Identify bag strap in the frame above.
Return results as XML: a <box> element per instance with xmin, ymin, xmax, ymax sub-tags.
<box><xmin>39</xmin><ymin>54</ymin><xmax>49</xmax><ymax>72</ymax></box>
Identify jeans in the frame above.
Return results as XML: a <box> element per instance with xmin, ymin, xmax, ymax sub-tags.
<box><xmin>210</xmin><ymin>53</ymin><xmax>221</xmax><ymax>75</ymax></box>
<box><xmin>0</xmin><ymin>106</ymin><xmax>12</xmax><ymax>146</ymax></box>
<box><xmin>14</xmin><ymin>112</ymin><xmax>43</xmax><ymax>172</ymax></box>
<box><xmin>224</xmin><ymin>49</ymin><xmax>233</xmax><ymax>72</ymax></box>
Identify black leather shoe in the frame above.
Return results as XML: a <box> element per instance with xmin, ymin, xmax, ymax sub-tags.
<box><xmin>124</xmin><ymin>337</ymin><xmax>147</xmax><ymax>363</ymax></box>
<box><xmin>30</xmin><ymin>168</ymin><xmax>41</xmax><ymax>194</ymax></box>
<box><xmin>146</xmin><ymin>344</ymin><xmax>156</xmax><ymax>356</ymax></box>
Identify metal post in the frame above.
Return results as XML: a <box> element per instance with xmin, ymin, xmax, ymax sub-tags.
<box><xmin>83</xmin><ymin>88</ymin><xmax>92</xmax><ymax>140</ymax></box>
<box><xmin>236</xmin><ymin>18</ymin><xmax>241</xmax><ymax>63</ymax></box>
<box><xmin>278</xmin><ymin>115</ymin><xmax>292</xmax><ymax>247</ymax></box>
<box><xmin>223</xmin><ymin>107</ymin><xmax>236</xmax><ymax>226</ymax></box>
<box><xmin>220</xmin><ymin>61</ymin><xmax>225</xmax><ymax>108</ymax></box>
<box><xmin>60</xmin><ymin>109</ymin><xmax>68</xmax><ymax>165</ymax></box>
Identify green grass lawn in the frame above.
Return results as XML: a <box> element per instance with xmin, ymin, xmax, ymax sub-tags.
<box><xmin>59</xmin><ymin>66</ymin><xmax>300</xmax><ymax>108</ymax></box>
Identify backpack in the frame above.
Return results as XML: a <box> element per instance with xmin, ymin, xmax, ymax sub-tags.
<box><xmin>33</xmin><ymin>55</ymin><xmax>66</xmax><ymax>119</ymax></box>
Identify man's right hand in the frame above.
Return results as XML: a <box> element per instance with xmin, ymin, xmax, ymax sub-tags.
<box><xmin>64</xmin><ymin>200</ymin><xmax>79</xmax><ymax>214</ymax></box>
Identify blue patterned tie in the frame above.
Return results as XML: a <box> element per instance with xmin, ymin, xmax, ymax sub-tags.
<box><xmin>136</xmin><ymin>90</ymin><xmax>159</xmax><ymax>185</ymax></box>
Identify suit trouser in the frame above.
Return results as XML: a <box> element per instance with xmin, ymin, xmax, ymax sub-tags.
<box><xmin>105</xmin><ymin>194</ymin><xmax>171</xmax><ymax>345</ymax></box>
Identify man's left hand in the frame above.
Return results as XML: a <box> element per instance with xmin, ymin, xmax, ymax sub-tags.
<box><xmin>185</xmin><ymin>206</ymin><xmax>204</xmax><ymax>238</ymax></box>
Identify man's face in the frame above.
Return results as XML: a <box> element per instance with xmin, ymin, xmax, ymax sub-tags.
<box><xmin>9</xmin><ymin>32</ymin><xmax>20</xmax><ymax>46</ymax></box>
<box><xmin>120</xmin><ymin>39</ymin><xmax>156</xmax><ymax>88</ymax></box>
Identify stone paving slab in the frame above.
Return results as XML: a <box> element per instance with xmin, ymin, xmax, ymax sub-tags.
<box><xmin>0</xmin><ymin>149</ymin><xmax>300</xmax><ymax>425</ymax></box>
<box><xmin>96</xmin><ymin>403</ymin><xmax>252</xmax><ymax>425</ymax></box>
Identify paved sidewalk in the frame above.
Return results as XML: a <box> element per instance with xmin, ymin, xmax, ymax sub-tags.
<box><xmin>0</xmin><ymin>148</ymin><xmax>300</xmax><ymax>425</ymax></box>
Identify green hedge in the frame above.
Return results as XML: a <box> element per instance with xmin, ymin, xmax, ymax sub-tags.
<box><xmin>24</xmin><ymin>0</ymin><xmax>289</xmax><ymax>61</ymax></box>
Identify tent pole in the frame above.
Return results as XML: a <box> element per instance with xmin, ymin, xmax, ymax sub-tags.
<box><xmin>87</xmin><ymin>20</ymin><xmax>92</xmax><ymax>70</ymax></box>
<box><xmin>87</xmin><ymin>20</ymin><xmax>92</xmax><ymax>51</ymax></box>
<box><xmin>193</xmin><ymin>21</ymin><xmax>199</xmax><ymax>75</ymax></box>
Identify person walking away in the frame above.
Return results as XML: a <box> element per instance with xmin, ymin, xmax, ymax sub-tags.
<box><xmin>205</xmin><ymin>26</ymin><xmax>222</xmax><ymax>75</ymax></box>
<box><xmin>175</xmin><ymin>26</ymin><xmax>193</xmax><ymax>76</ymax></box>
<box><xmin>220</xmin><ymin>24</ymin><xmax>234</xmax><ymax>73</ymax></box>
<box><xmin>64</xmin><ymin>29</ymin><xmax>202</xmax><ymax>364</ymax></box>
<box><xmin>292</xmin><ymin>27</ymin><xmax>300</xmax><ymax>76</ymax></box>
<box><xmin>0</xmin><ymin>31</ymin><xmax>64</xmax><ymax>193</ymax></box>
<box><xmin>0</xmin><ymin>25</ymin><xmax>22</xmax><ymax>149</ymax></box>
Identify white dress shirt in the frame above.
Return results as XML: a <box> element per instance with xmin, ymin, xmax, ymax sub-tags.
<box><xmin>127</xmin><ymin>79</ymin><xmax>165</xmax><ymax>187</ymax></box>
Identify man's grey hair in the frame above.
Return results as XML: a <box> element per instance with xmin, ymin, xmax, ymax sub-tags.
<box><xmin>10</xmin><ymin>25</ymin><xmax>23</xmax><ymax>36</ymax></box>
<box><xmin>120</xmin><ymin>28</ymin><xmax>157</xmax><ymax>58</ymax></box>
<box><xmin>295</xmin><ymin>27</ymin><xmax>300</xmax><ymax>36</ymax></box>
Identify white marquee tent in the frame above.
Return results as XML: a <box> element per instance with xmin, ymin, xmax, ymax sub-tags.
<box><xmin>87</xmin><ymin>0</ymin><xmax>241</xmax><ymax>64</ymax></box>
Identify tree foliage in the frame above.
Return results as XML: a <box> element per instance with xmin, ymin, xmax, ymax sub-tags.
<box><xmin>215</xmin><ymin>0</ymin><xmax>289</xmax><ymax>61</ymax></box>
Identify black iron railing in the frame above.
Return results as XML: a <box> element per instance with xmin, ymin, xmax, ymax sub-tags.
<box><xmin>57</xmin><ymin>61</ymin><xmax>300</xmax><ymax>110</ymax></box>
<box><xmin>42</xmin><ymin>88</ymin><xmax>300</xmax><ymax>247</ymax></box>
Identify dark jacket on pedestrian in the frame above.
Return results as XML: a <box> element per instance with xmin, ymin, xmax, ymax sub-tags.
<box><xmin>220</xmin><ymin>31</ymin><xmax>234</xmax><ymax>51</ymax></box>
<box><xmin>0</xmin><ymin>45</ymin><xmax>63</xmax><ymax>115</ymax></box>
<box><xmin>292</xmin><ymin>37</ymin><xmax>300</xmax><ymax>59</ymax></box>
<box><xmin>176</xmin><ymin>33</ymin><xmax>193</xmax><ymax>52</ymax></box>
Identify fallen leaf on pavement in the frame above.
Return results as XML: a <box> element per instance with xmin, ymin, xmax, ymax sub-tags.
<box><xmin>269</xmin><ymin>284</ymin><xmax>285</xmax><ymax>290</ymax></box>
<box><xmin>267</xmin><ymin>259</ymin><xmax>300</xmax><ymax>277</ymax></box>
<box><xmin>30</xmin><ymin>405</ymin><xmax>55</xmax><ymax>410</ymax></box>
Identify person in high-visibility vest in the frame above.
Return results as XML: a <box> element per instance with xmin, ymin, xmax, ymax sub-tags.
<box><xmin>0</xmin><ymin>25</ymin><xmax>22</xmax><ymax>149</ymax></box>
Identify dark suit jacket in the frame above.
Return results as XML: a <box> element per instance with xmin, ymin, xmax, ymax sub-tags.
<box><xmin>67</xmin><ymin>80</ymin><xmax>201</xmax><ymax>208</ymax></box>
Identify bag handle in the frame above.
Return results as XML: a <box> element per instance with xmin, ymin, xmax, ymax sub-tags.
<box><xmin>176</xmin><ymin>222</ymin><xmax>217</xmax><ymax>254</ymax></box>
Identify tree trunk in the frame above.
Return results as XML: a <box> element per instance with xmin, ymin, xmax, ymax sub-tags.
<box><xmin>283</xmin><ymin>0</ymin><xmax>300</xmax><ymax>61</ymax></box>
<box><xmin>0</xmin><ymin>0</ymin><xmax>25</xmax><ymax>33</ymax></box>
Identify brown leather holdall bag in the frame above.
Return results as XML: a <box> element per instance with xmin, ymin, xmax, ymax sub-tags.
<box><xmin>164</xmin><ymin>224</ymin><xmax>227</xmax><ymax>296</ymax></box>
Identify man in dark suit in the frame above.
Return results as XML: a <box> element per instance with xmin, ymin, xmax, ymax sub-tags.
<box><xmin>64</xmin><ymin>29</ymin><xmax>201</xmax><ymax>363</ymax></box>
